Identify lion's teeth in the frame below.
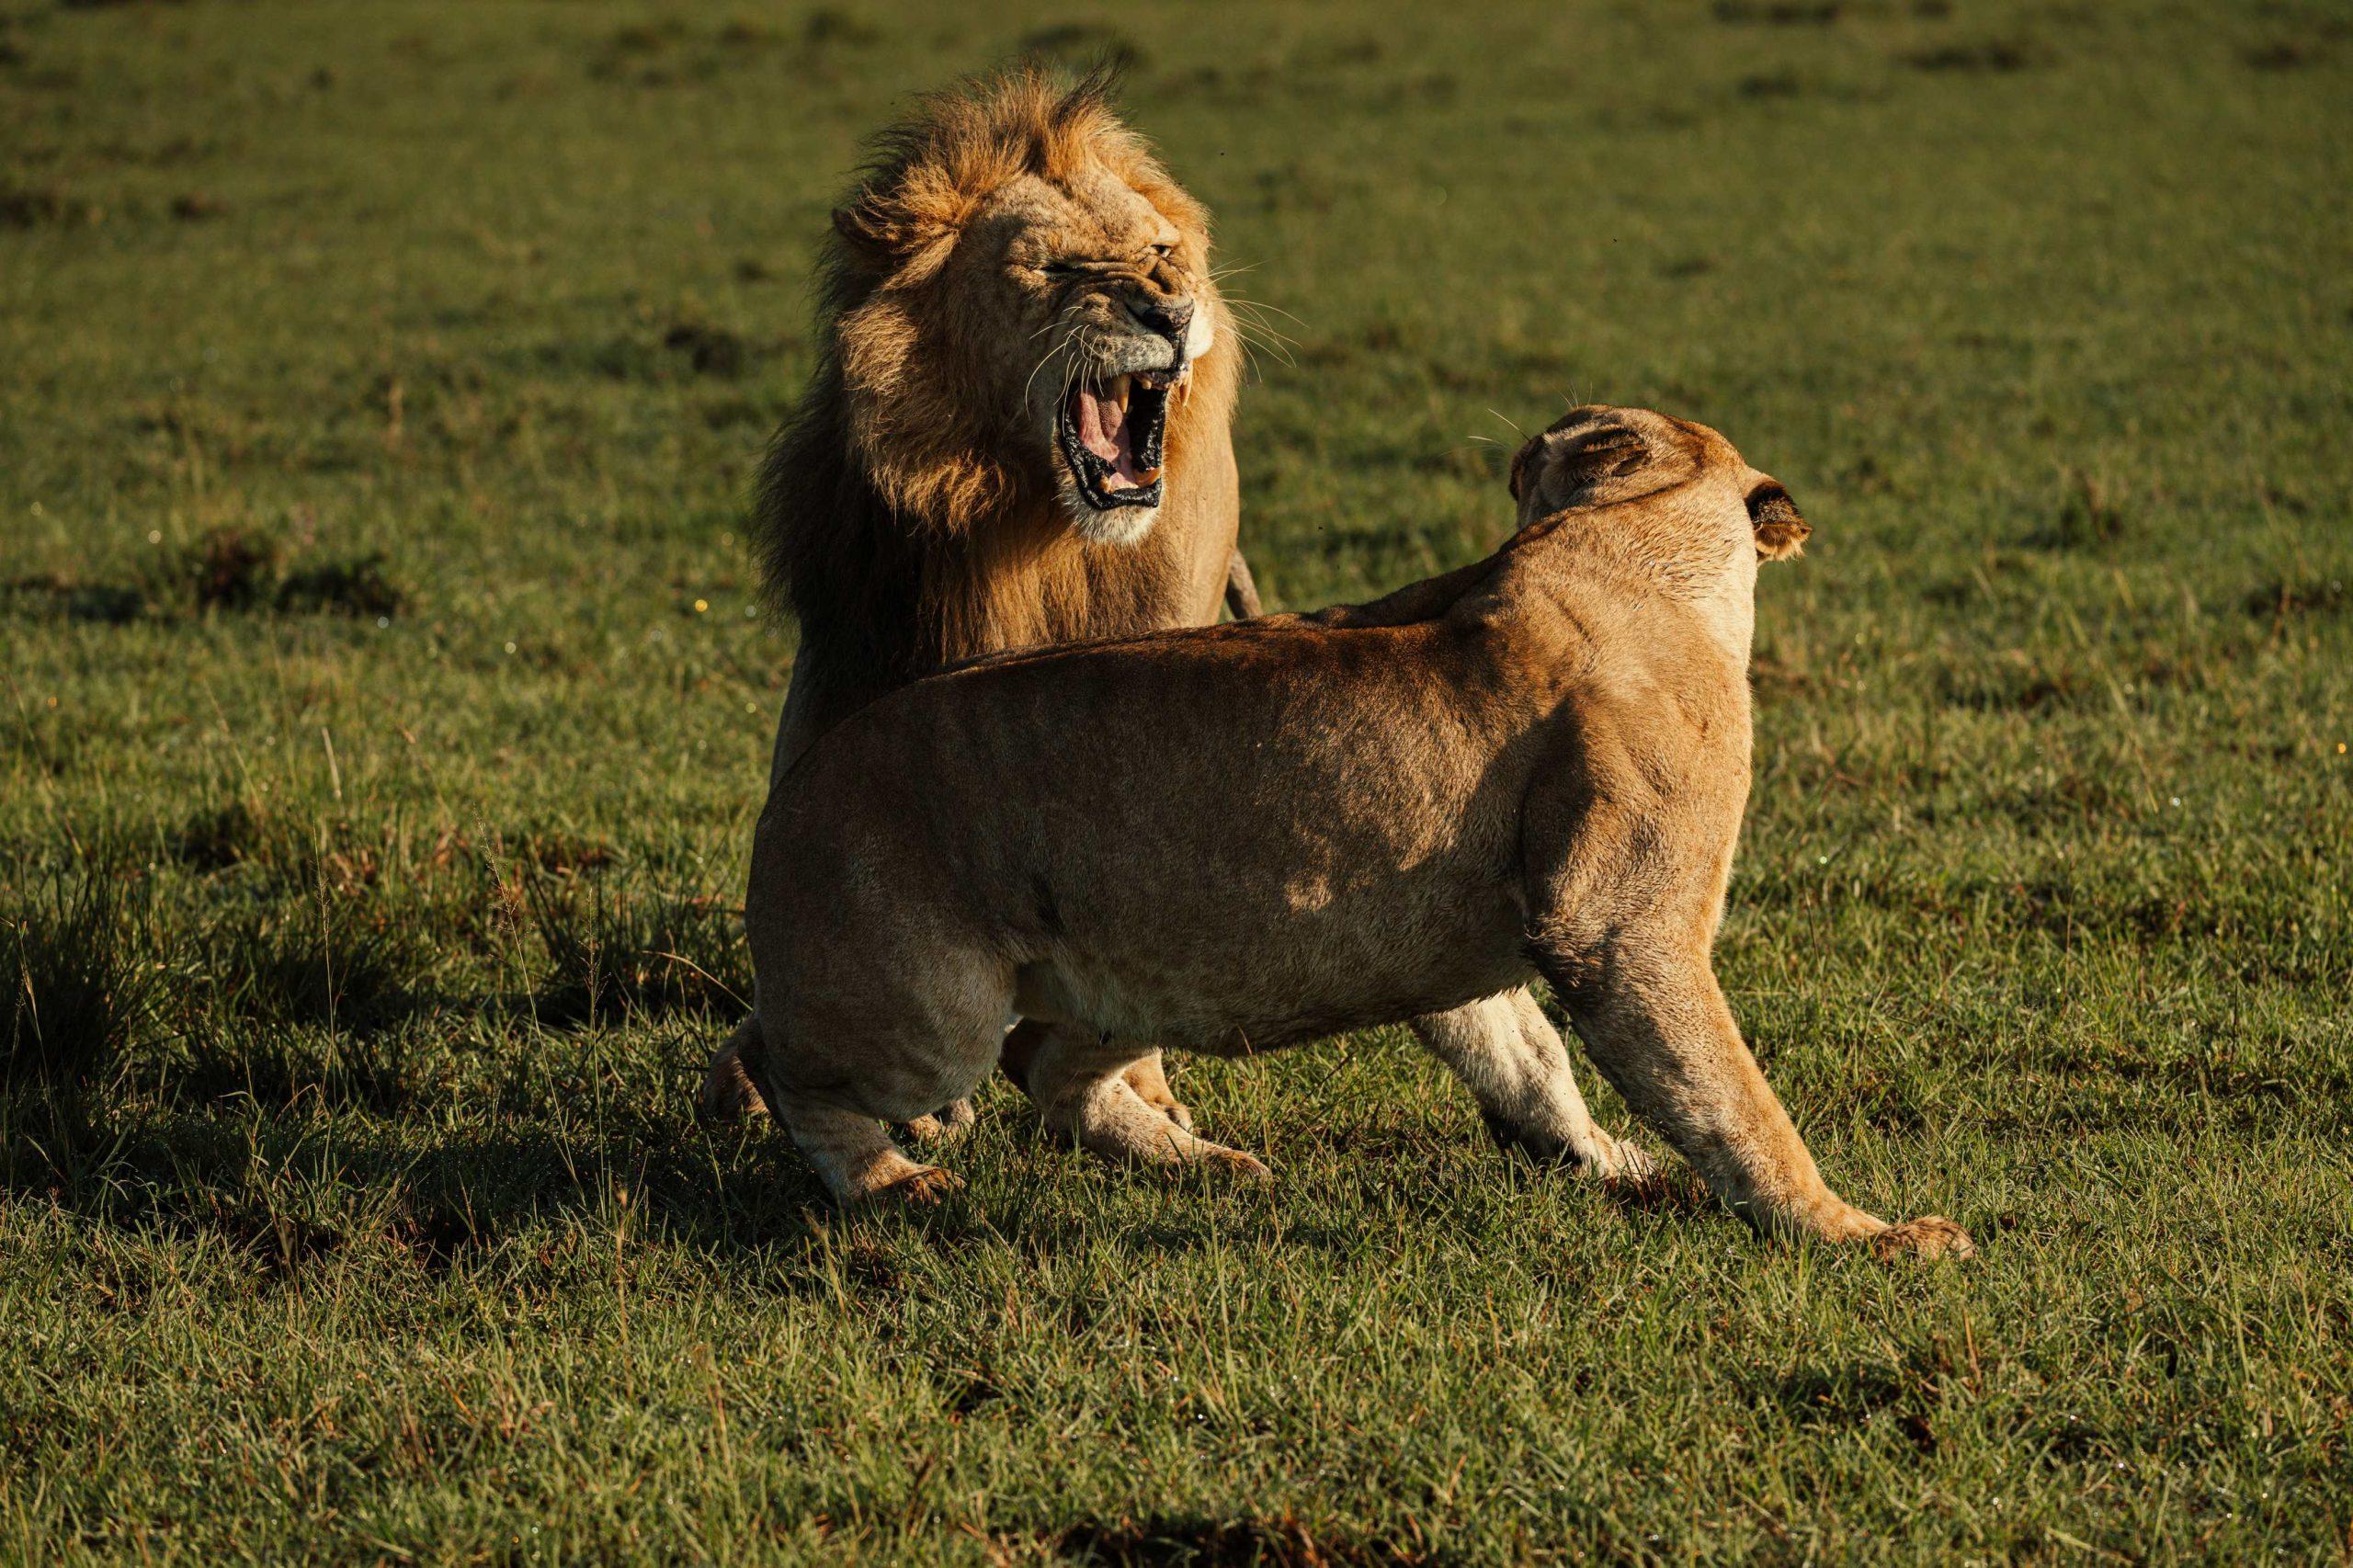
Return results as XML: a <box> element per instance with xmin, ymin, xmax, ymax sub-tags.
<box><xmin>1110</xmin><ymin>374</ymin><xmax>1131</xmax><ymax>412</ymax></box>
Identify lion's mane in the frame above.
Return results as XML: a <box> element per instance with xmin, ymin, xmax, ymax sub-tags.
<box><xmin>749</xmin><ymin>67</ymin><xmax>1241</xmax><ymax>733</ymax></box>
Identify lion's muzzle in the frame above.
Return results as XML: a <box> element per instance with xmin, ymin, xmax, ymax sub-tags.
<box><xmin>1058</xmin><ymin>366</ymin><xmax>1180</xmax><ymax>514</ymax></box>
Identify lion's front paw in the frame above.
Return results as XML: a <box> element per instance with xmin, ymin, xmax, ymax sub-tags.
<box><xmin>1483</xmin><ymin>1115</ymin><xmax>1654</xmax><ymax>1183</ymax></box>
<box><xmin>1870</xmin><ymin>1216</ymin><xmax>1976</xmax><ymax>1261</ymax></box>
<box><xmin>868</xmin><ymin>1165</ymin><xmax>965</xmax><ymax>1207</ymax></box>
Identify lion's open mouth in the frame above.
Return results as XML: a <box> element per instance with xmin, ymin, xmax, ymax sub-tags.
<box><xmin>1057</xmin><ymin>369</ymin><xmax>1177</xmax><ymax>512</ymax></box>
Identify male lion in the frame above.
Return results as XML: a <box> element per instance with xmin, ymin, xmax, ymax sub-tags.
<box><xmin>732</xmin><ymin>405</ymin><xmax>1973</xmax><ymax>1259</ymax></box>
<box><xmin>701</xmin><ymin>69</ymin><xmax>1256</xmax><ymax>1131</ymax></box>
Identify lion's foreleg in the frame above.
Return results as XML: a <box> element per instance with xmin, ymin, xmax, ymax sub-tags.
<box><xmin>1223</xmin><ymin>549</ymin><xmax>1263</xmax><ymax>620</ymax></box>
<box><xmin>698</xmin><ymin>1014</ymin><xmax>770</xmax><ymax>1123</ymax></box>
<box><xmin>1005</xmin><ymin>1019</ymin><xmax>1190</xmax><ymax>1131</ymax></box>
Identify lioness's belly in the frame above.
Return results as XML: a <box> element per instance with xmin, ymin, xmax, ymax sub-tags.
<box><xmin>1007</xmin><ymin>859</ymin><xmax>1533</xmax><ymax>1053</ymax></box>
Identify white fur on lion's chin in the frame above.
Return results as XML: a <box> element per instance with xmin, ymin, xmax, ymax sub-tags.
<box><xmin>1065</xmin><ymin>493</ymin><xmax>1161</xmax><ymax>547</ymax></box>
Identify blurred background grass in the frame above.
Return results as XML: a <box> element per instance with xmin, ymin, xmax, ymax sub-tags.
<box><xmin>2</xmin><ymin>1</ymin><xmax>2349</xmax><ymax>1561</ymax></box>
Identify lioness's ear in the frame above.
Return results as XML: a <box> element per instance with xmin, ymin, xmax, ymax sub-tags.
<box><xmin>1551</xmin><ymin>420</ymin><xmax>1650</xmax><ymax>486</ymax></box>
<box><xmin>1506</xmin><ymin>436</ymin><xmax>1542</xmax><ymax>505</ymax></box>
<box><xmin>1515</xmin><ymin>415</ymin><xmax>1653</xmax><ymax>515</ymax></box>
<box><xmin>1746</xmin><ymin>480</ymin><xmax>1810</xmax><ymax>562</ymax></box>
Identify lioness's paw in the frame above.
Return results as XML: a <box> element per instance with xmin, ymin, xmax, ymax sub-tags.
<box><xmin>903</xmin><ymin>1099</ymin><xmax>977</xmax><ymax>1146</ymax></box>
<box><xmin>1594</xmin><ymin>1135</ymin><xmax>1659</xmax><ymax>1185</ymax></box>
<box><xmin>870</xmin><ymin>1166</ymin><xmax>964</xmax><ymax>1207</ymax></box>
<box><xmin>1195</xmin><ymin>1146</ymin><xmax>1274</xmax><ymax>1185</ymax></box>
<box><xmin>1870</xmin><ymin>1216</ymin><xmax>1976</xmax><ymax>1261</ymax></box>
<box><xmin>697</xmin><ymin>1046</ymin><xmax>767</xmax><ymax>1124</ymax></box>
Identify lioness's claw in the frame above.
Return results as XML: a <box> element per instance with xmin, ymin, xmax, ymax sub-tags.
<box><xmin>870</xmin><ymin>1166</ymin><xmax>963</xmax><ymax>1207</ymax></box>
<box><xmin>1596</xmin><ymin>1137</ymin><xmax>1659</xmax><ymax>1184</ymax></box>
<box><xmin>1197</xmin><ymin>1147</ymin><xmax>1273</xmax><ymax>1185</ymax></box>
<box><xmin>1870</xmin><ymin>1216</ymin><xmax>1976</xmax><ymax>1261</ymax></box>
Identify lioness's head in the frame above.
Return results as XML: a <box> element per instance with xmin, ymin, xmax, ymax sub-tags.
<box><xmin>817</xmin><ymin>68</ymin><xmax>1229</xmax><ymax>546</ymax></box>
<box><xmin>1508</xmin><ymin>406</ymin><xmax>1810</xmax><ymax>564</ymax></box>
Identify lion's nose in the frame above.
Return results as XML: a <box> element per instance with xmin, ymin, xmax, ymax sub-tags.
<box><xmin>1127</xmin><ymin>295</ymin><xmax>1193</xmax><ymax>344</ymax></box>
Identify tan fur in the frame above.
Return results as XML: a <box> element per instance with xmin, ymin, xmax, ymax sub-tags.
<box><xmin>702</xmin><ymin>68</ymin><xmax>1249</xmax><ymax>1130</ymax></box>
<box><xmin>736</xmin><ymin>405</ymin><xmax>1972</xmax><ymax>1260</ymax></box>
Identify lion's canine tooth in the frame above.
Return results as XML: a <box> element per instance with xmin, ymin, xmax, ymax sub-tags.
<box><xmin>1110</xmin><ymin>373</ymin><xmax>1131</xmax><ymax>412</ymax></box>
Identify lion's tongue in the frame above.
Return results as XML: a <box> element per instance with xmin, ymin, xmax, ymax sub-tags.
<box><xmin>1074</xmin><ymin>385</ymin><xmax>1144</xmax><ymax>488</ymax></box>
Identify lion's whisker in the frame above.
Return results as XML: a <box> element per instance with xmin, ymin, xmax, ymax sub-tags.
<box><xmin>1220</xmin><ymin>307</ymin><xmax>1302</xmax><ymax>355</ymax></box>
<box><xmin>1229</xmin><ymin>322</ymin><xmax>1296</xmax><ymax>369</ymax></box>
<box><xmin>1219</xmin><ymin>295</ymin><xmax>1308</xmax><ymax>329</ymax></box>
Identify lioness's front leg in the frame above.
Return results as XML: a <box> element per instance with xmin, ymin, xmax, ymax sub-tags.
<box><xmin>1540</xmin><ymin>943</ymin><xmax>1972</xmax><ymax>1258</ymax></box>
<box><xmin>1410</xmin><ymin>992</ymin><xmax>1654</xmax><ymax>1180</ymax></box>
<box><xmin>1002</xmin><ymin>1020</ymin><xmax>1191</xmax><ymax>1131</ymax></box>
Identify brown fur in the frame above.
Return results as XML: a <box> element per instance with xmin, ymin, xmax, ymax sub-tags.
<box><xmin>703</xmin><ymin>67</ymin><xmax>1248</xmax><ymax>1129</ymax></box>
<box><xmin>735</xmin><ymin>405</ymin><xmax>1972</xmax><ymax>1260</ymax></box>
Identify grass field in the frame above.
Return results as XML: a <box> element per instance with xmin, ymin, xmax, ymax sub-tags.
<box><xmin>5</xmin><ymin>0</ymin><xmax>2351</xmax><ymax>1560</ymax></box>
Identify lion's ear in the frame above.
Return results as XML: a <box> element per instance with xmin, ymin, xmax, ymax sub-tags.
<box><xmin>832</xmin><ymin>194</ymin><xmax>904</xmax><ymax>259</ymax></box>
<box><xmin>832</xmin><ymin>187</ymin><xmax>961</xmax><ymax>282</ymax></box>
<box><xmin>1746</xmin><ymin>480</ymin><xmax>1810</xmax><ymax>562</ymax></box>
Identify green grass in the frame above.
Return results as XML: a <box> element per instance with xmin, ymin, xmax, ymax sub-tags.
<box><xmin>4</xmin><ymin>0</ymin><xmax>2350</xmax><ymax>1560</ymax></box>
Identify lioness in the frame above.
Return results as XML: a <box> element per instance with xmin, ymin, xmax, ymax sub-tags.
<box><xmin>733</xmin><ymin>405</ymin><xmax>1973</xmax><ymax>1257</ymax></box>
<box><xmin>702</xmin><ymin>68</ymin><xmax>1256</xmax><ymax>1134</ymax></box>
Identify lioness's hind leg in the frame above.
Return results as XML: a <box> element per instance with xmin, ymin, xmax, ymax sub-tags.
<box><xmin>756</xmin><ymin>942</ymin><xmax>1010</xmax><ymax>1204</ymax></box>
<box><xmin>701</xmin><ymin>1013</ymin><xmax>966</xmax><ymax>1145</ymax></box>
<box><xmin>1027</xmin><ymin>1024</ymin><xmax>1269</xmax><ymax>1184</ymax></box>
<box><xmin>1411</xmin><ymin>992</ymin><xmax>1651</xmax><ymax>1180</ymax></box>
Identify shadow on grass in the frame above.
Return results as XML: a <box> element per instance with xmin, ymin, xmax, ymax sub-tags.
<box><xmin>0</xmin><ymin>1097</ymin><xmax>838</xmax><ymax>1282</ymax></box>
<box><xmin>2</xmin><ymin>527</ymin><xmax>408</xmax><ymax>624</ymax></box>
<box><xmin>1055</xmin><ymin>1515</ymin><xmax>1448</xmax><ymax>1566</ymax></box>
